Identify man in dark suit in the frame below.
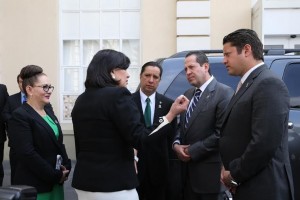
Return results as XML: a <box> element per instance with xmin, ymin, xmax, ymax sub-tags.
<box><xmin>2</xmin><ymin>74</ymin><xmax>25</xmax><ymax>184</ymax></box>
<box><xmin>132</xmin><ymin>61</ymin><xmax>177</xmax><ymax>200</ymax></box>
<box><xmin>220</xmin><ymin>29</ymin><xmax>294</xmax><ymax>200</ymax></box>
<box><xmin>0</xmin><ymin>83</ymin><xmax>8</xmax><ymax>186</ymax></box>
<box><xmin>173</xmin><ymin>51</ymin><xmax>234</xmax><ymax>200</ymax></box>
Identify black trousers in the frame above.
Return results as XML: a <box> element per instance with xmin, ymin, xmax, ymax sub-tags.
<box><xmin>9</xmin><ymin>148</ymin><xmax>17</xmax><ymax>185</ymax></box>
<box><xmin>0</xmin><ymin>142</ymin><xmax>4</xmax><ymax>186</ymax></box>
<box><xmin>137</xmin><ymin>177</ymin><xmax>166</xmax><ymax>200</ymax></box>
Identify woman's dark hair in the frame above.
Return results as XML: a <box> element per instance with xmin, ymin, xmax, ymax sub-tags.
<box><xmin>19</xmin><ymin>65</ymin><xmax>44</xmax><ymax>95</ymax></box>
<box><xmin>223</xmin><ymin>29</ymin><xmax>264</xmax><ymax>61</ymax></box>
<box><xmin>85</xmin><ymin>49</ymin><xmax>131</xmax><ymax>88</ymax></box>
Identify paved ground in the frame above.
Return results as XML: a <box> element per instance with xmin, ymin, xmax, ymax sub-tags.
<box><xmin>2</xmin><ymin>160</ymin><xmax>78</xmax><ymax>200</ymax></box>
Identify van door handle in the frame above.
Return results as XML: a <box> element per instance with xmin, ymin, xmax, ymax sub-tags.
<box><xmin>288</xmin><ymin>122</ymin><xmax>294</xmax><ymax>129</ymax></box>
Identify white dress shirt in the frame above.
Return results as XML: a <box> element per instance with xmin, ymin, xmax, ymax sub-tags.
<box><xmin>139</xmin><ymin>90</ymin><xmax>156</xmax><ymax>125</ymax></box>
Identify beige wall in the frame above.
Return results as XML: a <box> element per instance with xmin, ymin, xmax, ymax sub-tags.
<box><xmin>0</xmin><ymin>0</ymin><xmax>60</xmax><ymax>108</ymax></box>
<box><xmin>210</xmin><ymin>0</ymin><xmax>252</xmax><ymax>49</ymax></box>
<box><xmin>0</xmin><ymin>0</ymin><xmax>76</xmax><ymax>159</ymax></box>
<box><xmin>141</xmin><ymin>0</ymin><xmax>177</xmax><ymax>62</ymax></box>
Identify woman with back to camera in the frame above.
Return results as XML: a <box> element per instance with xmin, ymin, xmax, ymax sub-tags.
<box><xmin>8</xmin><ymin>65</ymin><xmax>71</xmax><ymax>200</ymax></box>
<box><xmin>71</xmin><ymin>49</ymin><xmax>189</xmax><ymax>200</ymax></box>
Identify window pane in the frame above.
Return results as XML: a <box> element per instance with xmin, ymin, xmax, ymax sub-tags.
<box><xmin>63</xmin><ymin>40</ymin><xmax>80</xmax><ymax>66</ymax></box>
<box><xmin>61</xmin><ymin>12</ymin><xmax>80</xmax><ymax>38</ymax></box>
<box><xmin>64</xmin><ymin>68</ymin><xmax>80</xmax><ymax>92</ymax></box>
<box><xmin>81</xmin><ymin>12</ymin><xmax>100</xmax><ymax>38</ymax></box>
<box><xmin>80</xmin><ymin>0</ymin><xmax>100</xmax><ymax>10</ymax></box>
<box><xmin>103</xmin><ymin>39</ymin><xmax>120</xmax><ymax>51</ymax></box>
<box><xmin>127</xmin><ymin>66</ymin><xmax>140</xmax><ymax>92</ymax></box>
<box><xmin>60</xmin><ymin>0</ymin><xmax>141</xmax><ymax>122</ymax></box>
<box><xmin>83</xmin><ymin>67</ymin><xmax>88</xmax><ymax>83</ymax></box>
<box><xmin>101</xmin><ymin>12</ymin><xmax>120</xmax><ymax>38</ymax></box>
<box><xmin>122</xmin><ymin>39</ymin><xmax>139</xmax><ymax>65</ymax></box>
<box><xmin>83</xmin><ymin>40</ymin><xmax>100</xmax><ymax>65</ymax></box>
<box><xmin>100</xmin><ymin>0</ymin><xmax>119</xmax><ymax>9</ymax></box>
<box><xmin>283</xmin><ymin>63</ymin><xmax>300</xmax><ymax>98</ymax></box>
<box><xmin>120</xmin><ymin>0</ymin><xmax>140</xmax><ymax>9</ymax></box>
<box><xmin>121</xmin><ymin>11</ymin><xmax>140</xmax><ymax>38</ymax></box>
<box><xmin>63</xmin><ymin>95</ymin><xmax>78</xmax><ymax>120</ymax></box>
<box><xmin>61</xmin><ymin>0</ymin><xmax>79</xmax><ymax>10</ymax></box>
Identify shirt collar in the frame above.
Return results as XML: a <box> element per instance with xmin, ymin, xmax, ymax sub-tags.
<box><xmin>198</xmin><ymin>75</ymin><xmax>214</xmax><ymax>92</ymax></box>
<box><xmin>241</xmin><ymin>62</ymin><xmax>264</xmax><ymax>84</ymax></box>
<box><xmin>139</xmin><ymin>89</ymin><xmax>156</xmax><ymax>103</ymax></box>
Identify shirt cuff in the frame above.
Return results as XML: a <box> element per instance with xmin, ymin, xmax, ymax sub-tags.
<box><xmin>148</xmin><ymin>116</ymin><xmax>169</xmax><ymax>136</ymax></box>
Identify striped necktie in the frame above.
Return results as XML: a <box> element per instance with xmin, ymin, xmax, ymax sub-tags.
<box><xmin>185</xmin><ymin>89</ymin><xmax>201</xmax><ymax>128</ymax></box>
<box><xmin>22</xmin><ymin>94</ymin><xmax>27</xmax><ymax>104</ymax></box>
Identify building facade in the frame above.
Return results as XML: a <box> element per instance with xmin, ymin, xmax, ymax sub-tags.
<box><xmin>3</xmin><ymin>0</ymin><xmax>298</xmax><ymax>159</ymax></box>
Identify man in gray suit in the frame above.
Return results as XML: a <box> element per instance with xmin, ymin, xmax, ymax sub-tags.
<box><xmin>173</xmin><ymin>51</ymin><xmax>234</xmax><ymax>200</ymax></box>
<box><xmin>220</xmin><ymin>29</ymin><xmax>294</xmax><ymax>200</ymax></box>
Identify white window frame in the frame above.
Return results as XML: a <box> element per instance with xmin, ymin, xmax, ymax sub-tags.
<box><xmin>59</xmin><ymin>0</ymin><xmax>141</xmax><ymax>123</ymax></box>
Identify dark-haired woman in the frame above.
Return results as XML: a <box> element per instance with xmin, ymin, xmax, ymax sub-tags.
<box><xmin>71</xmin><ymin>49</ymin><xmax>188</xmax><ymax>200</ymax></box>
<box><xmin>8</xmin><ymin>65</ymin><xmax>71</xmax><ymax>200</ymax></box>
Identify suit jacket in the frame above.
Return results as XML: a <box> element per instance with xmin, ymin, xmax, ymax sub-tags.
<box><xmin>2</xmin><ymin>92</ymin><xmax>22</xmax><ymax>121</ymax></box>
<box><xmin>3</xmin><ymin>92</ymin><xmax>53</xmax><ymax>147</ymax></box>
<box><xmin>2</xmin><ymin>92</ymin><xmax>22</xmax><ymax>146</ymax></box>
<box><xmin>71</xmin><ymin>87</ymin><xmax>172</xmax><ymax>192</ymax></box>
<box><xmin>8</xmin><ymin>103</ymin><xmax>71</xmax><ymax>193</ymax></box>
<box><xmin>219</xmin><ymin>65</ymin><xmax>294</xmax><ymax>200</ymax></box>
<box><xmin>132</xmin><ymin>91</ymin><xmax>177</xmax><ymax>186</ymax></box>
<box><xmin>176</xmin><ymin>78</ymin><xmax>233</xmax><ymax>194</ymax></box>
<box><xmin>0</xmin><ymin>84</ymin><xmax>8</xmax><ymax>144</ymax></box>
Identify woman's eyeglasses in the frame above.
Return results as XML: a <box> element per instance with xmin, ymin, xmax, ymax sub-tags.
<box><xmin>34</xmin><ymin>84</ymin><xmax>55</xmax><ymax>92</ymax></box>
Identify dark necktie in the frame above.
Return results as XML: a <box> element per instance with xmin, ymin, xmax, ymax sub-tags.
<box><xmin>185</xmin><ymin>89</ymin><xmax>201</xmax><ymax>128</ymax></box>
<box><xmin>144</xmin><ymin>98</ymin><xmax>151</xmax><ymax>127</ymax></box>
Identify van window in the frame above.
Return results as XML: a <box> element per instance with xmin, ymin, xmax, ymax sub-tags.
<box><xmin>283</xmin><ymin>63</ymin><xmax>300</xmax><ymax>107</ymax></box>
<box><xmin>210</xmin><ymin>62</ymin><xmax>239</xmax><ymax>89</ymax></box>
<box><xmin>164</xmin><ymin>62</ymin><xmax>239</xmax><ymax>100</ymax></box>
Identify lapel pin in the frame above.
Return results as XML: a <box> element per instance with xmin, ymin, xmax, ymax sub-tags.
<box><xmin>158</xmin><ymin>101</ymin><xmax>162</xmax><ymax>108</ymax></box>
<box><xmin>159</xmin><ymin>117</ymin><xmax>164</xmax><ymax>123</ymax></box>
